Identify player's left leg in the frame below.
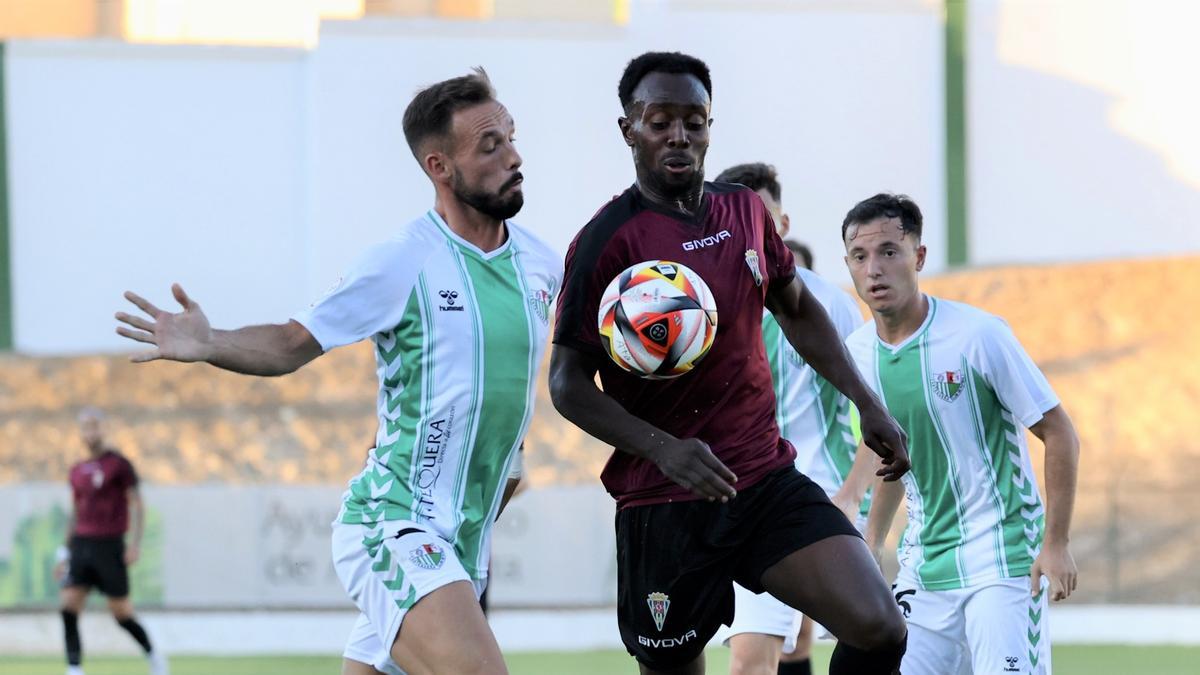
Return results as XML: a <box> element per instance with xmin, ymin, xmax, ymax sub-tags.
<box><xmin>98</xmin><ymin>539</ymin><xmax>167</xmax><ymax>675</ymax></box>
<box><xmin>777</xmin><ymin>616</ymin><xmax>814</xmax><ymax>675</ymax></box>
<box><xmin>725</xmin><ymin>583</ymin><xmax>800</xmax><ymax>675</ymax></box>
<box><xmin>963</xmin><ymin>578</ymin><xmax>1052</xmax><ymax>675</ymax></box>
<box><xmin>732</xmin><ymin>469</ymin><xmax>905</xmax><ymax>675</ymax></box>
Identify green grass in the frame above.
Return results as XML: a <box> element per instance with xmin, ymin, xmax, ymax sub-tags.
<box><xmin>4</xmin><ymin>646</ymin><xmax>1198</xmax><ymax>674</ymax></box>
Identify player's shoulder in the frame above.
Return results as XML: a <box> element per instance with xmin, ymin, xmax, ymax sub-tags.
<box><xmin>356</xmin><ymin>214</ymin><xmax>443</xmax><ymax>265</ymax></box>
<box><xmin>845</xmin><ymin>319</ymin><xmax>878</xmax><ymax>352</ymax></box>
<box><xmin>506</xmin><ymin>221</ymin><xmax>560</xmax><ymax>268</ymax></box>
<box><xmin>932</xmin><ymin>296</ymin><xmax>1014</xmax><ymax>343</ymax></box>
<box><xmin>706</xmin><ymin>180</ymin><xmax>756</xmax><ymax>197</ymax></box>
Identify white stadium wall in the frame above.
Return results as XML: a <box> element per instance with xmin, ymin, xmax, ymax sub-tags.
<box><xmin>5</xmin><ymin>1</ymin><xmax>944</xmax><ymax>354</ymax></box>
<box><xmin>6</xmin><ymin>41</ymin><xmax>311</xmax><ymax>355</ymax></box>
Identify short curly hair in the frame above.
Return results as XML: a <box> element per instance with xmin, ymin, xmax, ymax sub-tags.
<box><xmin>617</xmin><ymin>52</ymin><xmax>712</xmax><ymax>110</ymax></box>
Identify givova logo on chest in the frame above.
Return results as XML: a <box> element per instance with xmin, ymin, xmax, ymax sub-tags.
<box><xmin>681</xmin><ymin>230</ymin><xmax>731</xmax><ymax>251</ymax></box>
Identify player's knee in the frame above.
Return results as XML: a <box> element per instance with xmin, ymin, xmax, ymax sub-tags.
<box><xmin>849</xmin><ymin>604</ymin><xmax>907</xmax><ymax>651</ymax></box>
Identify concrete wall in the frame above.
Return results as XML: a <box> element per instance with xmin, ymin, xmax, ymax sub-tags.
<box><xmin>5</xmin><ymin>1</ymin><xmax>944</xmax><ymax>354</ymax></box>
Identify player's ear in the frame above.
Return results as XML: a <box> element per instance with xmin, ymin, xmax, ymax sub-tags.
<box><xmin>424</xmin><ymin>150</ymin><xmax>451</xmax><ymax>183</ymax></box>
<box><xmin>778</xmin><ymin>213</ymin><xmax>791</xmax><ymax>238</ymax></box>
<box><xmin>617</xmin><ymin>116</ymin><xmax>635</xmax><ymax>147</ymax></box>
<box><xmin>915</xmin><ymin>243</ymin><xmax>927</xmax><ymax>271</ymax></box>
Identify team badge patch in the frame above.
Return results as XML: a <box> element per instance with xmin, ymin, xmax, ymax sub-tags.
<box><xmin>744</xmin><ymin>249</ymin><xmax>763</xmax><ymax>286</ymax></box>
<box><xmin>931</xmin><ymin>369</ymin><xmax>965</xmax><ymax>402</ymax></box>
<box><xmin>528</xmin><ymin>288</ymin><xmax>552</xmax><ymax>325</ymax></box>
<box><xmin>647</xmin><ymin>592</ymin><xmax>670</xmax><ymax>632</ymax></box>
<box><xmin>410</xmin><ymin>543</ymin><xmax>445</xmax><ymax>570</ymax></box>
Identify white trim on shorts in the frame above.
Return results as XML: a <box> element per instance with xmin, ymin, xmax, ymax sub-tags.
<box><xmin>332</xmin><ymin>520</ymin><xmax>481</xmax><ymax>674</ymax></box>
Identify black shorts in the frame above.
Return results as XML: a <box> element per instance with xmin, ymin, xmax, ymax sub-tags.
<box><xmin>64</xmin><ymin>536</ymin><xmax>129</xmax><ymax>597</ymax></box>
<box><xmin>615</xmin><ymin>465</ymin><xmax>860</xmax><ymax>670</ymax></box>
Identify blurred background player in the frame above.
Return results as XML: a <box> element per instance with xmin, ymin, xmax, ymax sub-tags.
<box><xmin>713</xmin><ymin>163</ymin><xmax>872</xmax><ymax>675</ymax></box>
<box><xmin>54</xmin><ymin>408</ymin><xmax>167</xmax><ymax>675</ymax></box>
<box><xmin>550</xmin><ymin>52</ymin><xmax>910</xmax><ymax>675</ymax></box>
<box><xmin>843</xmin><ymin>193</ymin><xmax>1081</xmax><ymax>675</ymax></box>
<box><xmin>114</xmin><ymin>68</ymin><xmax>561</xmax><ymax>675</ymax></box>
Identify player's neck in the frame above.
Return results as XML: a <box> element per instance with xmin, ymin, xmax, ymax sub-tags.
<box><xmin>636</xmin><ymin>176</ymin><xmax>704</xmax><ymax>218</ymax></box>
<box><xmin>434</xmin><ymin>197</ymin><xmax>508</xmax><ymax>253</ymax></box>
<box><xmin>874</xmin><ymin>293</ymin><xmax>929</xmax><ymax>346</ymax></box>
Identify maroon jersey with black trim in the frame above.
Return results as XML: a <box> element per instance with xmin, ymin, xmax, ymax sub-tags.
<box><xmin>69</xmin><ymin>450</ymin><xmax>138</xmax><ymax>537</ymax></box>
<box><xmin>555</xmin><ymin>182</ymin><xmax>797</xmax><ymax>508</ymax></box>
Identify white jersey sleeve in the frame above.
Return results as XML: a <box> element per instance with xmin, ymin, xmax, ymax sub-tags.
<box><xmin>292</xmin><ymin>230</ymin><xmax>433</xmax><ymax>352</ymax></box>
<box><xmin>974</xmin><ymin>317</ymin><xmax>1060</xmax><ymax>428</ymax></box>
<box><xmin>797</xmin><ymin>267</ymin><xmax>864</xmax><ymax>341</ymax></box>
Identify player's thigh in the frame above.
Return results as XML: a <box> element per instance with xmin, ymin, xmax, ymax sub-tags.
<box><xmin>963</xmin><ymin>579</ymin><xmax>1051</xmax><ymax>675</ymax></box>
<box><xmin>93</xmin><ymin>540</ymin><xmax>131</xmax><ymax>600</ymax></box>
<box><xmin>616</xmin><ymin>500</ymin><xmax>735</xmax><ymax>673</ymax></box>
<box><xmin>901</xmin><ymin>622</ymin><xmax>969</xmax><ymax>675</ymax></box>
<box><xmin>106</xmin><ymin>596</ymin><xmax>134</xmax><ymax>620</ymax></box>
<box><xmin>342</xmin><ymin>657</ymin><xmax>388</xmax><ymax>675</ymax></box>
<box><xmin>332</xmin><ymin>521</ymin><xmax>500</xmax><ymax>675</ymax></box>
<box><xmin>758</xmin><ymin>535</ymin><xmax>903</xmax><ymax>650</ymax></box>
<box><xmin>779</xmin><ymin>616</ymin><xmax>814</xmax><ymax>661</ymax></box>
<box><xmin>891</xmin><ymin>584</ymin><xmax>970</xmax><ymax>675</ymax></box>
<box><xmin>59</xmin><ymin>584</ymin><xmax>88</xmax><ymax>612</ymax></box>
<box><xmin>727</xmin><ymin>632</ymin><xmax>784</xmax><ymax>675</ymax></box>
<box><xmin>391</xmin><ymin>580</ymin><xmax>505</xmax><ymax>675</ymax></box>
<box><xmin>724</xmin><ymin>582</ymin><xmax>800</xmax><ymax>659</ymax></box>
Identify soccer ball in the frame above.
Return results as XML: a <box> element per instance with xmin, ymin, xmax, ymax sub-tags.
<box><xmin>597</xmin><ymin>260</ymin><xmax>718</xmax><ymax>379</ymax></box>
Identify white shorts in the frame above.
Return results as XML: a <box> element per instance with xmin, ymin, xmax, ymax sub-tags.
<box><xmin>896</xmin><ymin>577</ymin><xmax>1051</xmax><ymax>675</ymax></box>
<box><xmin>720</xmin><ymin>583</ymin><xmax>804</xmax><ymax>653</ymax></box>
<box><xmin>332</xmin><ymin>520</ymin><xmax>482</xmax><ymax>675</ymax></box>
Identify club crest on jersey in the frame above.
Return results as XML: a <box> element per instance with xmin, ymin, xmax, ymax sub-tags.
<box><xmin>647</xmin><ymin>592</ymin><xmax>670</xmax><ymax>632</ymax></box>
<box><xmin>931</xmin><ymin>369</ymin><xmax>965</xmax><ymax>402</ymax></box>
<box><xmin>528</xmin><ymin>288</ymin><xmax>552</xmax><ymax>325</ymax></box>
<box><xmin>744</xmin><ymin>249</ymin><xmax>763</xmax><ymax>286</ymax></box>
<box><xmin>410</xmin><ymin>543</ymin><xmax>445</xmax><ymax>570</ymax></box>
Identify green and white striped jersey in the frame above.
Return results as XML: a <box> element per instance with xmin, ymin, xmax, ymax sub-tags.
<box><xmin>762</xmin><ymin>268</ymin><xmax>865</xmax><ymax>508</ymax></box>
<box><xmin>294</xmin><ymin>210</ymin><xmax>561</xmax><ymax>580</ymax></box>
<box><xmin>845</xmin><ymin>296</ymin><xmax>1058</xmax><ymax>590</ymax></box>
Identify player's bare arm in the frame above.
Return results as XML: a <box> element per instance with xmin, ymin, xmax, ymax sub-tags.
<box><xmin>1028</xmin><ymin>404</ymin><xmax>1080</xmax><ymax>601</ymax></box>
<box><xmin>831</xmin><ymin>441</ymin><xmax>877</xmax><ymax>521</ymax></box>
<box><xmin>125</xmin><ymin>487</ymin><xmax>144</xmax><ymax>566</ymax></box>
<box><xmin>549</xmin><ymin>344</ymin><xmax>738</xmax><ymax>501</ymax></box>
<box><xmin>116</xmin><ymin>283</ymin><xmax>322</xmax><ymax>376</ymax></box>
<box><xmin>765</xmin><ymin>277</ymin><xmax>910</xmax><ymax>480</ymax></box>
<box><xmin>863</xmin><ymin>476</ymin><xmax>905</xmax><ymax>566</ymax></box>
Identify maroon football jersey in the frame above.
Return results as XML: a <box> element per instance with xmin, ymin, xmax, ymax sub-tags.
<box><xmin>69</xmin><ymin>450</ymin><xmax>138</xmax><ymax>538</ymax></box>
<box><xmin>555</xmin><ymin>182</ymin><xmax>797</xmax><ymax>508</ymax></box>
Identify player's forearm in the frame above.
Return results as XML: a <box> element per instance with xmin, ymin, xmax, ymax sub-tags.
<box><xmin>864</xmin><ymin>477</ymin><xmax>904</xmax><ymax>551</ymax></box>
<box><xmin>1040</xmin><ymin>424</ymin><xmax>1080</xmax><ymax>546</ymax></box>
<box><xmin>549</xmin><ymin>357</ymin><xmax>677</xmax><ymax>460</ymax></box>
<box><xmin>839</xmin><ymin>442</ymin><xmax>877</xmax><ymax>505</ymax></box>
<box><xmin>206</xmin><ymin>323</ymin><xmax>319</xmax><ymax>376</ymax></box>
<box><xmin>128</xmin><ymin>501</ymin><xmax>144</xmax><ymax>549</ymax></box>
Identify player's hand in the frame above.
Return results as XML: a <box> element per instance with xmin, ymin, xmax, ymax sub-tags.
<box><xmin>117</xmin><ymin>284</ymin><xmax>213</xmax><ymax>364</ymax></box>
<box><xmin>124</xmin><ymin>544</ymin><xmax>141</xmax><ymax>566</ymax></box>
<box><xmin>1030</xmin><ymin>541</ymin><xmax>1076</xmax><ymax>601</ymax></box>
<box><xmin>649</xmin><ymin>438</ymin><xmax>738</xmax><ymax>502</ymax></box>
<box><xmin>859</xmin><ymin>403</ymin><xmax>910</xmax><ymax>481</ymax></box>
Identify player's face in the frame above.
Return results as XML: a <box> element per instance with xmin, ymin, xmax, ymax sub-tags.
<box><xmin>447</xmin><ymin>100</ymin><xmax>524</xmax><ymax>220</ymax></box>
<box><xmin>79</xmin><ymin>416</ymin><xmax>104</xmax><ymax>453</ymax></box>
<box><xmin>755</xmin><ymin>188</ymin><xmax>790</xmax><ymax>238</ymax></box>
<box><xmin>844</xmin><ymin>216</ymin><xmax>926</xmax><ymax>315</ymax></box>
<box><xmin>619</xmin><ymin>72</ymin><xmax>712</xmax><ymax>199</ymax></box>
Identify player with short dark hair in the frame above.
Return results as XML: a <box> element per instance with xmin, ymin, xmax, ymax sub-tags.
<box><xmin>55</xmin><ymin>408</ymin><xmax>167</xmax><ymax>675</ymax></box>
<box><xmin>713</xmin><ymin>162</ymin><xmax>872</xmax><ymax>675</ymax></box>
<box><xmin>117</xmin><ymin>68</ymin><xmax>560</xmax><ymax>675</ymax></box>
<box><xmin>843</xmin><ymin>193</ymin><xmax>1080</xmax><ymax>675</ymax></box>
<box><xmin>550</xmin><ymin>51</ymin><xmax>910</xmax><ymax>675</ymax></box>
